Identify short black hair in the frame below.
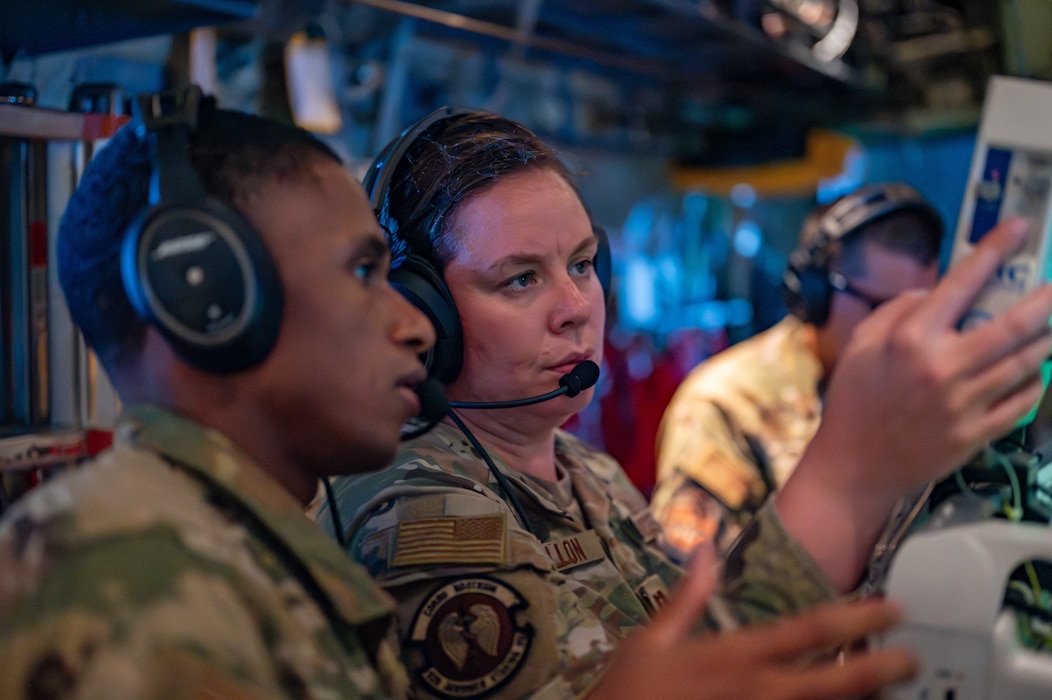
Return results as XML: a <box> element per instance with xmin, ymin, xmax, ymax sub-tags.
<box><xmin>836</xmin><ymin>209</ymin><xmax>944</xmax><ymax>278</ymax></box>
<box><xmin>57</xmin><ymin>102</ymin><xmax>340</xmax><ymax>371</ymax></box>
<box><xmin>797</xmin><ymin>185</ymin><xmax>944</xmax><ymax>279</ymax></box>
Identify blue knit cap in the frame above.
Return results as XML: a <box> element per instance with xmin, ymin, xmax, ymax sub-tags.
<box><xmin>57</xmin><ymin>122</ymin><xmax>150</xmax><ymax>334</ymax></box>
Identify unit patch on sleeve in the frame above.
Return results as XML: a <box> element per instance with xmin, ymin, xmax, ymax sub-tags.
<box><xmin>409</xmin><ymin>577</ymin><xmax>532</xmax><ymax>699</ymax></box>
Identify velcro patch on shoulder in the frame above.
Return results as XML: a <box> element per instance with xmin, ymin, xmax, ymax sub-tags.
<box><xmin>358</xmin><ymin>528</ymin><xmax>394</xmax><ymax>570</ymax></box>
<box><xmin>393</xmin><ymin>515</ymin><xmax>508</xmax><ymax>567</ymax></box>
<box><xmin>636</xmin><ymin>574</ymin><xmax>672</xmax><ymax>614</ymax></box>
<box><xmin>410</xmin><ymin>576</ymin><xmax>531</xmax><ymax>698</ymax></box>
<box><xmin>629</xmin><ymin>509</ymin><xmax>663</xmax><ymax>544</ymax></box>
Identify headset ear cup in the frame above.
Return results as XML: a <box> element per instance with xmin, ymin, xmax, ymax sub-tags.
<box><xmin>783</xmin><ymin>249</ymin><xmax>833</xmax><ymax>327</ymax></box>
<box><xmin>389</xmin><ymin>254</ymin><xmax>463</xmax><ymax>383</ymax></box>
<box><xmin>121</xmin><ymin>197</ymin><xmax>283</xmax><ymax>373</ymax></box>
<box><xmin>782</xmin><ymin>252</ymin><xmax>807</xmax><ymax>319</ymax></box>
<box><xmin>800</xmin><ymin>267</ymin><xmax>834</xmax><ymax>327</ymax></box>
<box><xmin>364</xmin><ymin>106</ymin><xmax>485</xmax><ymax>384</ymax></box>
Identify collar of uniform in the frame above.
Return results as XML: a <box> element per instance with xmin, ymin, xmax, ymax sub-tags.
<box><xmin>118</xmin><ymin>403</ymin><xmax>398</xmax><ymax>627</ymax></box>
<box><xmin>416</xmin><ymin>422</ymin><xmax>579</xmax><ymax>517</ymax></box>
<box><xmin>119</xmin><ymin>403</ymin><xmax>297</xmax><ymax>511</ymax></box>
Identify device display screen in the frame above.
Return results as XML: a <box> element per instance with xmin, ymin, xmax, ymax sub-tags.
<box><xmin>969</xmin><ymin>145</ymin><xmax>1052</xmax><ymax>254</ymax></box>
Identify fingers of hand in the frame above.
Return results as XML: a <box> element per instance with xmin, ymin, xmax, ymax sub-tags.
<box><xmin>699</xmin><ymin>600</ymin><xmax>916</xmax><ymax>700</ymax></box>
<box><xmin>975</xmin><ymin>365</ymin><xmax>1049</xmax><ymax>442</ymax></box>
<box><xmin>959</xmin><ymin>283</ymin><xmax>1052</xmax><ymax>370</ymax></box>
<box><xmin>750</xmin><ymin>601</ymin><xmax>916</xmax><ymax>700</ymax></box>
<box><xmin>845</xmin><ymin>219</ymin><xmax>1043</xmax><ymax>402</ymax></box>
<box><xmin>750</xmin><ymin>599</ymin><xmax>903</xmax><ymax>662</ymax></box>
<box><xmin>843</xmin><ymin>291</ymin><xmax>927</xmax><ymax>356</ymax></box>
<box><xmin>921</xmin><ymin>218</ymin><xmax>1029</xmax><ymax>329</ymax></box>
<box><xmin>942</xmin><ymin>300</ymin><xmax>1052</xmax><ymax>445</ymax></box>
<box><xmin>773</xmin><ymin>647</ymin><xmax>918</xmax><ymax>700</ymax></box>
<box><xmin>647</xmin><ymin>542</ymin><xmax>719</xmax><ymax>646</ymax></box>
<box><xmin>964</xmin><ymin>324</ymin><xmax>1052</xmax><ymax>402</ymax></box>
<box><xmin>685</xmin><ymin>539</ymin><xmax>718</xmax><ymax>589</ymax></box>
<box><xmin>853</xmin><ymin>276</ymin><xmax>1052</xmax><ymax>430</ymax></box>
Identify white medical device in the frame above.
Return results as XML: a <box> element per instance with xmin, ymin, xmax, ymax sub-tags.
<box><xmin>949</xmin><ymin>75</ymin><xmax>1052</xmax><ymax>331</ymax></box>
<box><xmin>881</xmin><ymin>520</ymin><xmax>1052</xmax><ymax>699</ymax></box>
<box><xmin>876</xmin><ymin>75</ymin><xmax>1052</xmax><ymax>700</ymax></box>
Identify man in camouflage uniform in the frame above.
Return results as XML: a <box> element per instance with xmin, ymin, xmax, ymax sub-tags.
<box><xmin>0</xmin><ymin>88</ymin><xmax>435</xmax><ymax>699</ymax></box>
<box><xmin>652</xmin><ymin>183</ymin><xmax>944</xmax><ymax>561</ymax></box>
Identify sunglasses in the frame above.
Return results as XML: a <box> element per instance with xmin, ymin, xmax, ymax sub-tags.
<box><xmin>828</xmin><ymin>272</ymin><xmax>894</xmax><ymax>311</ymax></box>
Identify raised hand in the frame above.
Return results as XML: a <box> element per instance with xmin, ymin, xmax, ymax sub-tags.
<box><xmin>590</xmin><ymin>548</ymin><xmax>916</xmax><ymax>700</ymax></box>
<box><xmin>779</xmin><ymin>216</ymin><xmax>1052</xmax><ymax>590</ymax></box>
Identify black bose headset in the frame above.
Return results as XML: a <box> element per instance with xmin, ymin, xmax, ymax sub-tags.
<box><xmin>362</xmin><ymin>105</ymin><xmax>612</xmax><ymax>383</ymax></box>
<box><xmin>782</xmin><ymin>182</ymin><xmax>942</xmax><ymax>327</ymax></box>
<box><xmin>120</xmin><ymin>86</ymin><xmax>283</xmax><ymax>373</ymax></box>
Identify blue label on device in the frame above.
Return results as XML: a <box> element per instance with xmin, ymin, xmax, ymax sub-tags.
<box><xmin>970</xmin><ymin>147</ymin><xmax>1013</xmax><ymax>243</ymax></box>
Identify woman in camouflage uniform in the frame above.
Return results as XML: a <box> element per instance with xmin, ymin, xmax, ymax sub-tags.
<box><xmin>321</xmin><ymin>108</ymin><xmax>1052</xmax><ymax>700</ymax></box>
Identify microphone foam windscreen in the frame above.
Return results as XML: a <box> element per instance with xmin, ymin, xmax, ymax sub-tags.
<box><xmin>560</xmin><ymin>360</ymin><xmax>600</xmax><ymax>397</ymax></box>
<box><xmin>414</xmin><ymin>377</ymin><xmax>450</xmax><ymax>421</ymax></box>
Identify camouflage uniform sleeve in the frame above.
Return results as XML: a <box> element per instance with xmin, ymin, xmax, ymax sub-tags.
<box><xmin>349</xmin><ymin>488</ymin><xmax>615</xmax><ymax>700</ymax></box>
<box><xmin>0</xmin><ymin>527</ymin><xmax>293</xmax><ymax>700</ymax></box>
<box><xmin>649</xmin><ymin>473</ymin><xmax>738</xmax><ymax>563</ymax></box>
<box><xmin>652</xmin><ymin>399</ymin><xmax>770</xmax><ymax>559</ymax></box>
<box><xmin>0</xmin><ymin>451</ymin><xmax>407</xmax><ymax>700</ymax></box>
<box><xmin>714</xmin><ymin>498</ymin><xmax>839</xmax><ymax>626</ymax></box>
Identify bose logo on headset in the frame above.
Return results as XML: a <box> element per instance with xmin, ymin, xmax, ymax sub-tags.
<box><xmin>150</xmin><ymin>230</ymin><xmax>216</xmax><ymax>260</ymax></box>
<box><xmin>782</xmin><ymin>182</ymin><xmax>942</xmax><ymax>327</ymax></box>
<box><xmin>120</xmin><ymin>85</ymin><xmax>283</xmax><ymax>374</ymax></box>
<box><xmin>362</xmin><ymin>105</ymin><xmax>613</xmax><ymax>384</ymax></box>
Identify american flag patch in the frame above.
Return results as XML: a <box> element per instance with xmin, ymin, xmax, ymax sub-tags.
<box><xmin>392</xmin><ymin>515</ymin><xmax>507</xmax><ymax>566</ymax></box>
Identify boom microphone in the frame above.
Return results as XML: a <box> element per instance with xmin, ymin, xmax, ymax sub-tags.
<box><xmin>448</xmin><ymin>360</ymin><xmax>600</xmax><ymax>409</ymax></box>
<box><xmin>405</xmin><ymin>360</ymin><xmax>601</xmax><ymax>538</ymax></box>
<box><xmin>557</xmin><ymin>360</ymin><xmax>600</xmax><ymax>398</ymax></box>
<box><xmin>402</xmin><ymin>360</ymin><xmax>600</xmax><ymax>441</ymax></box>
<box><xmin>413</xmin><ymin>377</ymin><xmax>450</xmax><ymax>422</ymax></box>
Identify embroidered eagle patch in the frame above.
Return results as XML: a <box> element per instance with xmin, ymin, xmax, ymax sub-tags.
<box><xmin>409</xmin><ymin>577</ymin><xmax>532</xmax><ymax>698</ymax></box>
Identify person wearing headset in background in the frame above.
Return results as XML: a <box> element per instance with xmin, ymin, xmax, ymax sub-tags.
<box><xmin>0</xmin><ymin>87</ymin><xmax>436</xmax><ymax>698</ymax></box>
<box><xmin>651</xmin><ymin>183</ymin><xmax>944</xmax><ymax>561</ymax></box>
<box><xmin>320</xmin><ymin>107</ymin><xmax>1052</xmax><ymax>699</ymax></box>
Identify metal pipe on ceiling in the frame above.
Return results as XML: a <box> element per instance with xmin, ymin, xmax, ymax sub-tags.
<box><xmin>345</xmin><ymin>0</ymin><xmax>669</xmax><ymax>76</ymax></box>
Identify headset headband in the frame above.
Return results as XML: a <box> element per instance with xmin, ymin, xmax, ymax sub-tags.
<box><xmin>814</xmin><ymin>182</ymin><xmax>942</xmax><ymax>249</ymax></box>
<box><xmin>364</xmin><ymin>105</ymin><xmax>489</xmax><ymax>211</ymax></box>
<box><xmin>139</xmin><ymin>86</ymin><xmax>209</xmax><ymax>205</ymax></box>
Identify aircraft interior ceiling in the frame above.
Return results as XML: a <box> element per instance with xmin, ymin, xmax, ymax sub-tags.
<box><xmin>0</xmin><ymin>0</ymin><xmax>1020</xmax><ymax>163</ymax></box>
